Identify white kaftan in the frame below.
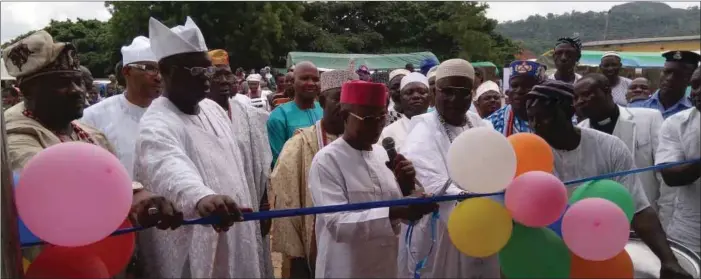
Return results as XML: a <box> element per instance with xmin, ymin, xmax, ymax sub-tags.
<box><xmin>80</xmin><ymin>94</ymin><xmax>146</xmax><ymax>178</ymax></box>
<box><xmin>552</xmin><ymin>127</ymin><xmax>651</xmax><ymax>213</ymax></box>
<box><xmin>655</xmin><ymin>108</ymin><xmax>700</xmax><ymax>253</ymax></box>
<box><xmin>400</xmin><ymin>110</ymin><xmax>500</xmax><ymax>279</ymax></box>
<box><xmin>228</xmin><ymin>98</ymin><xmax>274</xmax><ymax>278</ymax></box>
<box><xmin>134</xmin><ymin>97</ymin><xmax>260</xmax><ymax>278</ymax></box>
<box><xmin>379</xmin><ymin>114</ymin><xmax>412</xmax><ymax>152</ymax></box>
<box><xmin>309</xmin><ymin>137</ymin><xmax>403</xmax><ymax>278</ymax></box>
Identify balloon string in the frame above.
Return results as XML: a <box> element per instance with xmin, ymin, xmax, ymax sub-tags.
<box><xmin>19</xmin><ymin>158</ymin><xmax>701</xmax><ymax>247</ymax></box>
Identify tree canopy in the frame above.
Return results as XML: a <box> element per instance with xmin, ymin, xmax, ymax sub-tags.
<box><xmin>2</xmin><ymin>1</ymin><xmax>518</xmax><ymax>78</ymax></box>
<box><xmin>497</xmin><ymin>2</ymin><xmax>701</xmax><ymax>55</ymax></box>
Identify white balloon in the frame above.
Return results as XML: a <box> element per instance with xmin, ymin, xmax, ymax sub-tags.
<box><xmin>447</xmin><ymin>127</ymin><xmax>517</xmax><ymax>194</ymax></box>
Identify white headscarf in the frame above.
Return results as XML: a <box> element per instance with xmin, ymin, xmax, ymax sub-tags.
<box><xmin>473</xmin><ymin>80</ymin><xmax>501</xmax><ymax>101</ymax></box>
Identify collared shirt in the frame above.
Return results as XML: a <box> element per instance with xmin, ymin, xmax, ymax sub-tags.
<box><xmin>655</xmin><ymin>108</ymin><xmax>700</xmax><ymax>253</ymax></box>
<box><xmin>628</xmin><ymin>90</ymin><xmax>693</xmax><ymax>119</ymax></box>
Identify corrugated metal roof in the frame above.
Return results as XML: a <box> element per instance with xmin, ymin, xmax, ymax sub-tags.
<box><xmin>583</xmin><ymin>35</ymin><xmax>700</xmax><ymax>46</ymax></box>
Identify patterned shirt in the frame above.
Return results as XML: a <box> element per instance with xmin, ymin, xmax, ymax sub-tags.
<box><xmin>487</xmin><ymin>105</ymin><xmax>531</xmax><ymax>136</ymax></box>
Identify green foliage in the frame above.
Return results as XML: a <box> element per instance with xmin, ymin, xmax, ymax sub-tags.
<box><xmin>496</xmin><ymin>2</ymin><xmax>701</xmax><ymax>55</ymax></box>
<box><xmin>4</xmin><ymin>2</ymin><xmax>518</xmax><ymax>78</ymax></box>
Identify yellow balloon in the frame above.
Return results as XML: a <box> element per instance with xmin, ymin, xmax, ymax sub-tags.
<box><xmin>447</xmin><ymin>197</ymin><xmax>514</xmax><ymax>257</ymax></box>
<box><xmin>23</xmin><ymin>257</ymin><xmax>30</xmax><ymax>273</ymax></box>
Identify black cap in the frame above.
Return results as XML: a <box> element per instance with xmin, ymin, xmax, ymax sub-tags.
<box><xmin>662</xmin><ymin>50</ymin><xmax>701</xmax><ymax>66</ymax></box>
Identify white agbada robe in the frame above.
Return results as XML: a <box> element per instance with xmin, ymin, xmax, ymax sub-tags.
<box><xmin>308</xmin><ymin>137</ymin><xmax>403</xmax><ymax>278</ymax></box>
<box><xmin>80</xmin><ymin>93</ymin><xmax>144</xmax><ymax>178</ymax></box>
<box><xmin>378</xmin><ymin>114</ymin><xmax>412</xmax><ymax>152</ymax></box>
<box><xmin>134</xmin><ymin>97</ymin><xmax>260</xmax><ymax>278</ymax></box>
<box><xmin>552</xmin><ymin>127</ymin><xmax>651</xmax><ymax>213</ymax></box>
<box><xmin>655</xmin><ymin>108</ymin><xmax>700</xmax><ymax>253</ymax></box>
<box><xmin>228</xmin><ymin>98</ymin><xmax>274</xmax><ymax>277</ymax></box>
<box><xmin>400</xmin><ymin>110</ymin><xmax>500</xmax><ymax>279</ymax></box>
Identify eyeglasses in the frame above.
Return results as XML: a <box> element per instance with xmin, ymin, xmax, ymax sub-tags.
<box><xmin>349</xmin><ymin>111</ymin><xmax>387</xmax><ymax>125</ymax></box>
<box><xmin>183</xmin><ymin>66</ymin><xmax>216</xmax><ymax>78</ymax></box>
<box><xmin>436</xmin><ymin>86</ymin><xmax>472</xmax><ymax>99</ymax></box>
<box><xmin>127</xmin><ymin>64</ymin><xmax>160</xmax><ymax>76</ymax></box>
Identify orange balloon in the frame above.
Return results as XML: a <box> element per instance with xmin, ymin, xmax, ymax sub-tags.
<box><xmin>507</xmin><ymin>133</ymin><xmax>554</xmax><ymax>177</ymax></box>
<box><xmin>570</xmin><ymin>250</ymin><xmax>634</xmax><ymax>278</ymax></box>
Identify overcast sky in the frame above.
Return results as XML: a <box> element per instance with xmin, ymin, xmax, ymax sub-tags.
<box><xmin>2</xmin><ymin>1</ymin><xmax>699</xmax><ymax>44</ymax></box>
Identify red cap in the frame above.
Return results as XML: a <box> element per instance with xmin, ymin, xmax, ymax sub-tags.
<box><xmin>340</xmin><ymin>80</ymin><xmax>387</xmax><ymax>107</ymax></box>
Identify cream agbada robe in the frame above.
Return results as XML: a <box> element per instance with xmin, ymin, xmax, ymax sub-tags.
<box><xmin>309</xmin><ymin>137</ymin><xmax>403</xmax><ymax>278</ymax></box>
<box><xmin>228</xmin><ymin>98</ymin><xmax>274</xmax><ymax>278</ymax></box>
<box><xmin>134</xmin><ymin>97</ymin><xmax>260</xmax><ymax>278</ymax></box>
<box><xmin>400</xmin><ymin>111</ymin><xmax>500</xmax><ymax>279</ymax></box>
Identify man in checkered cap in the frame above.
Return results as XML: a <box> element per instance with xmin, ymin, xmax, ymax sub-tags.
<box><xmin>2</xmin><ymin>30</ymin><xmax>182</xmax><ymax>262</ymax></box>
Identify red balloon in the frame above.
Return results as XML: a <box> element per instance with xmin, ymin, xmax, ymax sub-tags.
<box><xmin>26</xmin><ymin>219</ymin><xmax>135</xmax><ymax>278</ymax></box>
<box><xmin>75</xmin><ymin>219</ymin><xmax>136</xmax><ymax>277</ymax></box>
<box><xmin>26</xmin><ymin>246</ymin><xmax>109</xmax><ymax>278</ymax></box>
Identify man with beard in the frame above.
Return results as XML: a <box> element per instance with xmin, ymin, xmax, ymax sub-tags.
<box><xmin>629</xmin><ymin>50</ymin><xmax>699</xmax><ymax>119</ymax></box>
<box><xmin>525</xmin><ymin>80</ymin><xmax>692</xmax><ymax>278</ymax></box>
<box><xmin>574</xmin><ymin>73</ymin><xmax>667</xmax><ymax>224</ymax></box>
<box><xmin>472</xmin><ymin>80</ymin><xmax>504</xmax><ymax>118</ymax></box>
<box><xmin>599</xmin><ymin>51</ymin><xmax>631</xmax><ymax>106</ymax></box>
<box><xmin>387</xmin><ymin>69</ymin><xmax>411</xmax><ymax>126</ymax></box>
<box><xmin>400</xmin><ymin>59</ymin><xmax>499</xmax><ymax>278</ymax></box>
<box><xmin>627</xmin><ymin>77</ymin><xmax>652</xmax><ymax>105</ymax></box>
<box><xmin>206</xmin><ymin>48</ymin><xmax>274</xmax><ymax>278</ymax></box>
<box><xmin>488</xmin><ymin>60</ymin><xmax>545</xmax><ymax>136</ymax></box>
<box><xmin>267</xmin><ymin>61</ymin><xmax>323</xmax><ymax>165</ymax></box>
<box><xmin>656</xmin><ymin>67</ymin><xmax>701</xmax><ymax>255</ymax></box>
<box><xmin>309</xmin><ymin>80</ymin><xmax>437</xmax><ymax>278</ymax></box>
<box><xmin>3</xmin><ymin>30</ymin><xmax>182</xmax><ymax>262</ymax></box>
<box><xmin>134</xmin><ymin>17</ymin><xmax>261</xmax><ymax>278</ymax></box>
<box><xmin>379</xmin><ymin>72</ymin><xmax>430</xmax><ymax>151</ymax></box>
<box><xmin>82</xmin><ymin>36</ymin><xmax>162</xmax><ymax>180</ymax></box>
<box><xmin>548</xmin><ymin>37</ymin><xmax>583</xmax><ymax>84</ymax></box>
<box><xmin>271</xmin><ymin>69</ymin><xmax>358</xmax><ymax>279</ymax></box>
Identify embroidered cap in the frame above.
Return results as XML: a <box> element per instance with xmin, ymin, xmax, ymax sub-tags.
<box><xmin>246</xmin><ymin>73</ymin><xmax>262</xmax><ymax>82</ymax></box>
<box><xmin>2</xmin><ymin>30</ymin><xmax>80</xmax><ymax>84</ymax></box>
<box><xmin>435</xmin><ymin>58</ymin><xmax>475</xmax><ymax>82</ymax></box>
<box><xmin>208</xmin><ymin>49</ymin><xmax>229</xmax><ymax>66</ymax></box>
<box><xmin>388</xmin><ymin>69</ymin><xmax>411</xmax><ymax>84</ymax></box>
<box><xmin>149</xmin><ymin>16</ymin><xmax>208</xmax><ymax>61</ymax></box>
<box><xmin>320</xmin><ymin>70</ymin><xmax>359</xmax><ymax>92</ymax></box>
<box><xmin>509</xmin><ymin>60</ymin><xmax>546</xmax><ymax>81</ymax></box>
<box><xmin>340</xmin><ymin>80</ymin><xmax>387</xmax><ymax>107</ymax></box>
<box><xmin>474</xmin><ymin>80</ymin><xmax>501</xmax><ymax>101</ymax></box>
<box><xmin>121</xmin><ymin>36</ymin><xmax>157</xmax><ymax>66</ymax></box>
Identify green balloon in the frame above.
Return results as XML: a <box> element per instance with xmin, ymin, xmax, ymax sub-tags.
<box><xmin>499</xmin><ymin>224</ymin><xmax>570</xmax><ymax>278</ymax></box>
<box><xmin>570</xmin><ymin>179</ymin><xmax>635</xmax><ymax>222</ymax></box>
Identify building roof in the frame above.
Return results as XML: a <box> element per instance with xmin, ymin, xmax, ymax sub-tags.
<box><xmin>583</xmin><ymin>35</ymin><xmax>700</xmax><ymax>47</ymax></box>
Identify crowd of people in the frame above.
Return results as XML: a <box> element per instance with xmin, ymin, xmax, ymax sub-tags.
<box><xmin>1</xmin><ymin>15</ymin><xmax>699</xmax><ymax>279</ymax></box>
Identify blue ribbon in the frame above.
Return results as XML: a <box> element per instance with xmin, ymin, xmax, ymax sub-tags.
<box><xmin>19</xmin><ymin>158</ymin><xmax>701</xmax><ymax>248</ymax></box>
<box><xmin>406</xmin><ymin>211</ymin><xmax>439</xmax><ymax>279</ymax></box>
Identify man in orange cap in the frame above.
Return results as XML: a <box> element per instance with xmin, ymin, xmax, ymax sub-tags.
<box><xmin>206</xmin><ymin>48</ymin><xmax>274</xmax><ymax>278</ymax></box>
<box><xmin>307</xmin><ymin>80</ymin><xmax>436</xmax><ymax>278</ymax></box>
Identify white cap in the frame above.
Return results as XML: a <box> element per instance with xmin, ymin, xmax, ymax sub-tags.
<box><xmin>435</xmin><ymin>58</ymin><xmax>475</xmax><ymax>82</ymax></box>
<box><xmin>427</xmin><ymin>65</ymin><xmax>439</xmax><ymax>80</ymax></box>
<box><xmin>246</xmin><ymin>73</ymin><xmax>262</xmax><ymax>82</ymax></box>
<box><xmin>400</xmin><ymin>72</ymin><xmax>429</xmax><ymax>91</ymax></box>
<box><xmin>121</xmin><ymin>36</ymin><xmax>157</xmax><ymax>65</ymax></box>
<box><xmin>148</xmin><ymin>16</ymin><xmax>208</xmax><ymax>61</ymax></box>
<box><xmin>602</xmin><ymin>51</ymin><xmax>620</xmax><ymax>59</ymax></box>
<box><xmin>389</xmin><ymin>69</ymin><xmax>411</xmax><ymax>83</ymax></box>
<box><xmin>474</xmin><ymin>80</ymin><xmax>501</xmax><ymax>101</ymax></box>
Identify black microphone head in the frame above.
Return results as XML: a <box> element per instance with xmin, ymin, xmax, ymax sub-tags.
<box><xmin>382</xmin><ymin>137</ymin><xmax>396</xmax><ymax>150</ymax></box>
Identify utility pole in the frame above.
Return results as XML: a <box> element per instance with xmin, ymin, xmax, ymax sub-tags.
<box><xmin>603</xmin><ymin>9</ymin><xmax>612</xmax><ymax>41</ymax></box>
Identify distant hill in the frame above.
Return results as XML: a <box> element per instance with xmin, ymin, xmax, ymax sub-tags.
<box><xmin>496</xmin><ymin>2</ymin><xmax>701</xmax><ymax>55</ymax></box>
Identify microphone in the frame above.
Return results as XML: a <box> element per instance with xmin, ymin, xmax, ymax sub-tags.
<box><xmin>382</xmin><ymin>137</ymin><xmax>398</xmax><ymax>170</ymax></box>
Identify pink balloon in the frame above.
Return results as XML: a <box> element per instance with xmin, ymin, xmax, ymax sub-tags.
<box><xmin>15</xmin><ymin>142</ymin><xmax>133</xmax><ymax>247</ymax></box>
<box><xmin>505</xmin><ymin>171</ymin><xmax>568</xmax><ymax>227</ymax></box>
<box><xmin>562</xmin><ymin>198</ymin><xmax>630</xmax><ymax>261</ymax></box>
